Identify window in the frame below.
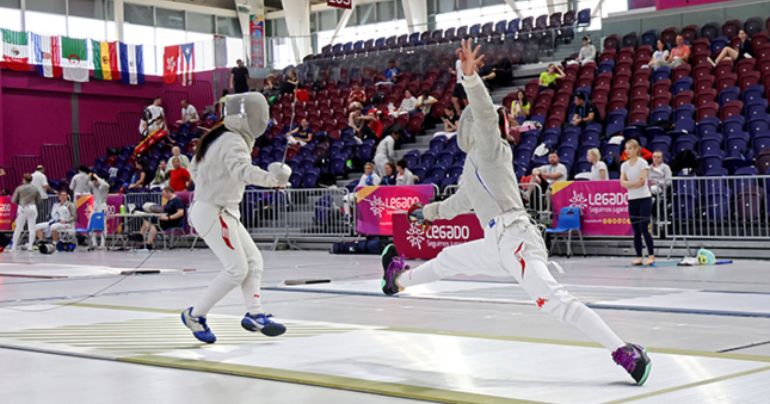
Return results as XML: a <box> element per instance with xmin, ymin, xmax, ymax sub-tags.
<box><xmin>377</xmin><ymin>1</ymin><xmax>395</xmax><ymax>23</ymax></box>
<box><xmin>457</xmin><ymin>0</ymin><xmax>481</xmax><ymax>10</ymax></box>
<box><xmin>0</xmin><ymin>7</ymin><xmax>21</xmax><ymax>30</ymax></box>
<box><xmin>156</xmin><ymin>8</ymin><xmax>184</xmax><ymax>30</ymax></box>
<box><xmin>123</xmin><ymin>23</ymin><xmax>156</xmax><ymax>73</ymax></box>
<box><xmin>226</xmin><ymin>37</ymin><xmax>244</xmax><ymax>66</ymax></box>
<box><xmin>69</xmin><ymin>0</ymin><xmax>107</xmax><ymax>19</ymax></box>
<box><xmin>124</xmin><ymin>3</ymin><xmax>153</xmax><ymax>27</ymax></box>
<box><xmin>0</xmin><ymin>0</ymin><xmax>20</xmax><ymax>8</ymax></box>
<box><xmin>187</xmin><ymin>12</ymin><xmax>214</xmax><ymax>34</ymax></box>
<box><xmin>216</xmin><ymin>16</ymin><xmax>241</xmax><ymax>37</ymax></box>
<box><xmin>25</xmin><ymin>0</ymin><xmax>65</xmax><ymax>13</ymax></box>
<box><xmin>437</xmin><ymin>0</ymin><xmax>454</xmax><ymax>13</ymax></box>
<box><xmin>357</xmin><ymin>3</ymin><xmax>374</xmax><ymax>25</ymax></box>
<box><xmin>186</xmin><ymin>31</ymin><xmax>215</xmax><ymax>71</ymax></box>
<box><xmin>396</xmin><ymin>1</ymin><xmax>404</xmax><ymax>20</ymax></box>
<box><xmin>25</xmin><ymin>11</ymin><xmax>67</xmax><ymax>36</ymax></box>
<box><xmin>68</xmin><ymin>16</ymin><xmax>107</xmax><ymax>41</ymax></box>
<box><xmin>271</xmin><ymin>18</ymin><xmax>287</xmax><ymax>37</ymax></box>
<box><xmin>319</xmin><ymin>9</ymin><xmax>336</xmax><ymax>31</ymax></box>
<box><xmin>481</xmin><ymin>0</ymin><xmax>503</xmax><ymax>6</ymax></box>
<box><xmin>155</xmin><ymin>27</ymin><xmax>187</xmax><ymax>75</ymax></box>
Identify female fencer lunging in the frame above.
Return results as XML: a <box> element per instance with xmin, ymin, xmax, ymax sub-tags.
<box><xmin>381</xmin><ymin>40</ymin><xmax>652</xmax><ymax>385</ymax></box>
<box><xmin>181</xmin><ymin>92</ymin><xmax>288</xmax><ymax>343</ymax></box>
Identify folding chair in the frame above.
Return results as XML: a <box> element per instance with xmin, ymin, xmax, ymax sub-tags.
<box><xmin>545</xmin><ymin>207</ymin><xmax>586</xmax><ymax>257</ymax></box>
<box><xmin>76</xmin><ymin>212</ymin><xmax>105</xmax><ymax>250</ymax></box>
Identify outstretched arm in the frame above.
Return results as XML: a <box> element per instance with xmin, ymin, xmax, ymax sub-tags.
<box><xmin>423</xmin><ymin>185</ymin><xmax>472</xmax><ymax>221</ymax></box>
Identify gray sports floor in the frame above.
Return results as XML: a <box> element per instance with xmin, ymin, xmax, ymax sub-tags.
<box><xmin>1</xmin><ymin>249</ymin><xmax>769</xmax><ymax>403</ymax></box>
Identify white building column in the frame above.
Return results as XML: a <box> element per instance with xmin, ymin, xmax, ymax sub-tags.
<box><xmin>114</xmin><ymin>0</ymin><xmax>125</xmax><ymax>42</ymax></box>
<box><xmin>400</xmin><ymin>0</ymin><xmax>427</xmax><ymax>34</ymax></box>
<box><xmin>280</xmin><ymin>0</ymin><xmax>313</xmax><ymax>65</ymax></box>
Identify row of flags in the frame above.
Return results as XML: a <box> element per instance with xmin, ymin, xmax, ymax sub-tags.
<box><xmin>1</xmin><ymin>28</ymin><xmax>157</xmax><ymax>86</ymax></box>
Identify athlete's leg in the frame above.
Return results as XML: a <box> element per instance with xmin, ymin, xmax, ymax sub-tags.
<box><xmin>234</xmin><ymin>221</ymin><xmax>265</xmax><ymax>314</ymax></box>
<box><xmin>397</xmin><ymin>237</ymin><xmax>499</xmax><ymax>288</ymax></box>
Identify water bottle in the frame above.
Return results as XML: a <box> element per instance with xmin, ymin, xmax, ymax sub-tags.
<box><xmin>120</xmin><ymin>204</ymin><xmax>126</xmax><ymax>214</ymax></box>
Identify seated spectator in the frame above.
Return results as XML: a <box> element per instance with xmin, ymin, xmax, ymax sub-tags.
<box><xmin>176</xmin><ymin>99</ymin><xmax>200</xmax><ymax>135</ymax></box>
<box><xmin>539</xmin><ymin>64</ymin><xmax>565</xmax><ymax>91</ymax></box>
<box><xmin>389</xmin><ymin>89</ymin><xmax>417</xmax><ymax>117</ymax></box>
<box><xmin>711</xmin><ymin>29</ymin><xmax>752</xmax><ymax>66</ymax></box>
<box><xmin>166</xmin><ymin>146</ymin><xmax>190</xmax><ymax>171</ymax></box>
<box><xmin>648</xmin><ymin>150</ymin><xmax>672</xmax><ymax>194</ymax></box>
<box><xmin>416</xmin><ymin>89</ymin><xmax>438</xmax><ymax>124</ymax></box>
<box><xmin>384</xmin><ymin>59</ymin><xmax>401</xmax><ymax>83</ymax></box>
<box><xmin>347</xmin><ymin>85</ymin><xmax>367</xmax><ymax>108</ymax></box>
<box><xmin>646</xmin><ymin>40</ymin><xmax>669</xmax><ymax>70</ymax></box>
<box><xmin>434</xmin><ymin>107</ymin><xmax>459</xmax><ymax>138</ymax></box>
<box><xmin>69</xmin><ymin>166</ymin><xmax>92</xmax><ymax>195</ymax></box>
<box><xmin>381</xmin><ymin>162</ymin><xmax>397</xmax><ymax>185</ymax></box>
<box><xmin>532</xmin><ymin>152</ymin><xmax>568</xmax><ymax>187</ymax></box>
<box><xmin>588</xmin><ymin>148</ymin><xmax>608</xmax><ymax>180</ymax></box>
<box><xmin>139</xmin><ymin>186</ymin><xmax>186</xmax><ymax>250</ymax></box>
<box><xmin>150</xmin><ymin>161</ymin><xmax>168</xmax><ymax>190</ymax></box>
<box><xmin>127</xmin><ymin>161</ymin><xmax>150</xmax><ymax>191</ymax></box>
<box><xmin>576</xmin><ymin>36</ymin><xmax>597</xmax><ymax>65</ymax></box>
<box><xmin>374</xmin><ymin>131</ymin><xmax>400</xmax><ymax>175</ymax></box>
<box><xmin>168</xmin><ymin>157</ymin><xmax>191</xmax><ymax>192</ymax></box>
<box><xmin>571</xmin><ymin>93</ymin><xmax>598</xmax><ymax>127</ymax></box>
<box><xmin>262</xmin><ymin>75</ymin><xmax>280</xmax><ymax>104</ymax></box>
<box><xmin>287</xmin><ymin>118</ymin><xmax>313</xmax><ymax>146</ymax></box>
<box><xmin>35</xmin><ymin>190</ymin><xmax>76</xmax><ymax>243</ymax></box>
<box><xmin>366</xmin><ymin>109</ymin><xmax>384</xmax><ymax>140</ymax></box>
<box><xmin>666</xmin><ymin>35</ymin><xmax>690</xmax><ymax>67</ymax></box>
<box><xmin>396</xmin><ymin>159</ymin><xmax>417</xmax><ymax>185</ymax></box>
<box><xmin>280</xmin><ymin>69</ymin><xmax>298</xmax><ymax>95</ymax></box>
<box><xmin>358</xmin><ymin>162</ymin><xmax>381</xmax><ymax>187</ymax></box>
<box><xmin>510</xmin><ymin>89</ymin><xmax>530</xmax><ymax>123</ymax></box>
<box><xmin>448</xmin><ymin>52</ymin><xmax>467</xmax><ymax>115</ymax></box>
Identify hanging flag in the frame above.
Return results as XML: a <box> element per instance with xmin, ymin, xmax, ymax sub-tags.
<box><xmin>119</xmin><ymin>43</ymin><xmax>144</xmax><ymax>85</ymax></box>
<box><xmin>1</xmin><ymin>29</ymin><xmax>30</xmax><ymax>71</ymax></box>
<box><xmin>179</xmin><ymin>43</ymin><xmax>195</xmax><ymax>86</ymax></box>
<box><xmin>61</xmin><ymin>36</ymin><xmax>89</xmax><ymax>82</ymax></box>
<box><xmin>92</xmin><ymin>40</ymin><xmax>119</xmax><ymax>80</ymax></box>
<box><xmin>163</xmin><ymin>45</ymin><xmax>179</xmax><ymax>84</ymax></box>
<box><xmin>31</xmin><ymin>33</ymin><xmax>62</xmax><ymax>78</ymax></box>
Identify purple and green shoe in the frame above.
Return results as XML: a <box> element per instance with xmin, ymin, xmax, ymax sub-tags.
<box><xmin>612</xmin><ymin>343</ymin><xmax>652</xmax><ymax>385</ymax></box>
<box><xmin>381</xmin><ymin>244</ymin><xmax>408</xmax><ymax>296</ymax></box>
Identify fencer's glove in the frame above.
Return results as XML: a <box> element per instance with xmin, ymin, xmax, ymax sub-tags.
<box><xmin>408</xmin><ymin>202</ymin><xmax>439</xmax><ymax>231</ymax></box>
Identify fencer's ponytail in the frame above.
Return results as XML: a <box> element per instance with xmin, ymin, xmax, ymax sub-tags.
<box><xmin>194</xmin><ymin>122</ymin><xmax>227</xmax><ymax>162</ymax></box>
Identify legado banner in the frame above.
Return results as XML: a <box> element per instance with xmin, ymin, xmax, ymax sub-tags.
<box><xmin>550</xmin><ymin>180</ymin><xmax>633</xmax><ymax>236</ymax></box>
<box><xmin>393</xmin><ymin>212</ymin><xmax>484</xmax><ymax>259</ymax></box>
<box><xmin>356</xmin><ymin>185</ymin><xmax>435</xmax><ymax>236</ymax></box>
<box><xmin>327</xmin><ymin>0</ymin><xmax>352</xmax><ymax>9</ymax></box>
<box><xmin>0</xmin><ymin>196</ymin><xmax>17</xmax><ymax>232</ymax></box>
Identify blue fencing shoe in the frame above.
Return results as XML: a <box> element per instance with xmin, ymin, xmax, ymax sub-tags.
<box><xmin>241</xmin><ymin>313</ymin><xmax>286</xmax><ymax>337</ymax></box>
<box><xmin>180</xmin><ymin>307</ymin><xmax>216</xmax><ymax>343</ymax></box>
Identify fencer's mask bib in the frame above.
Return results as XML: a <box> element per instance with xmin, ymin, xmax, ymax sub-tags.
<box><xmin>223</xmin><ymin>92</ymin><xmax>270</xmax><ymax>148</ymax></box>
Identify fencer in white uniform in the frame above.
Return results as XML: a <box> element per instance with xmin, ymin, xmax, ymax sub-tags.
<box><xmin>181</xmin><ymin>92</ymin><xmax>286</xmax><ymax>343</ymax></box>
<box><xmin>381</xmin><ymin>40</ymin><xmax>652</xmax><ymax>385</ymax></box>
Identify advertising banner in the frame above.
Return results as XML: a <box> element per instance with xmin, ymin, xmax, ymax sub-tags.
<box><xmin>550</xmin><ymin>180</ymin><xmax>633</xmax><ymax>236</ymax></box>
<box><xmin>0</xmin><ymin>196</ymin><xmax>17</xmax><ymax>231</ymax></box>
<box><xmin>392</xmin><ymin>212</ymin><xmax>484</xmax><ymax>260</ymax></box>
<box><xmin>355</xmin><ymin>185</ymin><xmax>435</xmax><ymax>236</ymax></box>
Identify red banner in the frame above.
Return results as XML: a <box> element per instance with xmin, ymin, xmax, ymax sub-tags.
<box><xmin>327</xmin><ymin>0</ymin><xmax>352</xmax><ymax>9</ymax></box>
<box><xmin>0</xmin><ymin>196</ymin><xmax>17</xmax><ymax>232</ymax></box>
<box><xmin>356</xmin><ymin>185</ymin><xmax>435</xmax><ymax>236</ymax></box>
<box><xmin>162</xmin><ymin>45</ymin><xmax>179</xmax><ymax>84</ymax></box>
<box><xmin>393</xmin><ymin>213</ymin><xmax>484</xmax><ymax>260</ymax></box>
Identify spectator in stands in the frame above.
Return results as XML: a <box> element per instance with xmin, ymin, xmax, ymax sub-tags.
<box><xmin>69</xmin><ymin>166</ymin><xmax>91</xmax><ymax>195</ymax></box>
<box><xmin>588</xmin><ymin>148</ymin><xmax>608</xmax><ymax>180</ymax></box>
<box><xmin>287</xmin><ymin>118</ymin><xmax>313</xmax><ymax>146</ymax></box>
<box><xmin>620</xmin><ymin>139</ymin><xmax>654</xmax><ymax>266</ymax></box>
<box><xmin>416</xmin><ymin>89</ymin><xmax>438</xmax><ymax>127</ymax></box>
<box><xmin>374</xmin><ymin>131</ymin><xmax>400</xmax><ymax>175</ymax></box>
<box><xmin>230</xmin><ymin>59</ymin><xmax>249</xmax><ymax>94</ymax></box>
<box><xmin>31</xmin><ymin>165</ymin><xmax>51</xmax><ymax>200</ymax></box>
<box><xmin>448</xmin><ymin>50</ymin><xmax>468</xmax><ymax>115</ymax></box>
<box><xmin>434</xmin><ymin>107</ymin><xmax>458</xmax><ymax>138</ymax></box>
<box><xmin>281</xmin><ymin>69</ymin><xmax>298</xmax><ymax>95</ymax></box>
<box><xmin>348</xmin><ymin>108</ymin><xmax>366</xmax><ymax>142</ymax></box>
<box><xmin>533</xmin><ymin>152</ymin><xmax>568</xmax><ymax>187</ymax></box>
<box><xmin>710</xmin><ymin>29</ymin><xmax>752</xmax><ymax>66</ymax></box>
<box><xmin>573</xmin><ymin>36</ymin><xmax>597</xmax><ymax>65</ymax></box>
<box><xmin>347</xmin><ymin>85</ymin><xmax>367</xmax><ymax>109</ymax></box>
<box><xmin>666</xmin><ymin>35</ymin><xmax>690</xmax><ymax>67</ymax></box>
<box><xmin>140</xmin><ymin>186</ymin><xmax>186</xmax><ymax>250</ymax></box>
<box><xmin>35</xmin><ymin>190</ymin><xmax>76</xmax><ymax>243</ymax></box>
<box><xmin>381</xmin><ymin>162</ymin><xmax>397</xmax><ymax>185</ymax></box>
<box><xmin>510</xmin><ymin>89</ymin><xmax>530</xmax><ymax>123</ymax></box>
<box><xmin>262</xmin><ymin>75</ymin><xmax>280</xmax><ymax>104</ymax></box>
<box><xmin>571</xmin><ymin>93</ymin><xmax>598</xmax><ymax>128</ymax></box>
<box><xmin>168</xmin><ymin>157</ymin><xmax>192</xmax><ymax>192</ymax></box>
<box><xmin>648</xmin><ymin>150</ymin><xmax>672</xmax><ymax>195</ymax></box>
<box><xmin>396</xmin><ymin>159</ymin><xmax>416</xmax><ymax>185</ymax></box>
<box><xmin>166</xmin><ymin>146</ymin><xmax>190</xmax><ymax>170</ymax></box>
<box><xmin>358</xmin><ymin>162</ymin><xmax>381</xmax><ymax>187</ymax></box>
<box><xmin>389</xmin><ymin>89</ymin><xmax>418</xmax><ymax>117</ymax></box>
<box><xmin>539</xmin><ymin>64</ymin><xmax>565</xmax><ymax>91</ymax></box>
<box><xmin>89</xmin><ymin>173</ymin><xmax>110</xmax><ymax>249</ymax></box>
<box><xmin>150</xmin><ymin>161</ymin><xmax>168</xmax><ymax>190</ymax></box>
<box><xmin>478</xmin><ymin>60</ymin><xmax>498</xmax><ymax>90</ymax></box>
<box><xmin>646</xmin><ymin>40</ymin><xmax>669</xmax><ymax>70</ymax></box>
<box><xmin>384</xmin><ymin>59</ymin><xmax>401</xmax><ymax>83</ymax></box>
<box><xmin>139</xmin><ymin>96</ymin><xmax>166</xmax><ymax>138</ymax></box>
<box><xmin>176</xmin><ymin>100</ymin><xmax>200</xmax><ymax>133</ymax></box>
<box><xmin>11</xmin><ymin>174</ymin><xmax>40</xmax><ymax>251</ymax></box>
<box><xmin>127</xmin><ymin>161</ymin><xmax>150</xmax><ymax>191</ymax></box>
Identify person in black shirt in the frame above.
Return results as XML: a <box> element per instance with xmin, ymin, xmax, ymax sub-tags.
<box><xmin>140</xmin><ymin>186</ymin><xmax>186</xmax><ymax>249</ymax></box>
<box><xmin>571</xmin><ymin>93</ymin><xmax>597</xmax><ymax>128</ymax></box>
<box><xmin>381</xmin><ymin>162</ymin><xmax>397</xmax><ymax>185</ymax></box>
<box><xmin>711</xmin><ymin>29</ymin><xmax>752</xmax><ymax>66</ymax></box>
<box><xmin>230</xmin><ymin>59</ymin><xmax>250</xmax><ymax>94</ymax></box>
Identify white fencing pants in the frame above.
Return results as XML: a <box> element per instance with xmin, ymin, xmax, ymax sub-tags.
<box><xmin>399</xmin><ymin>212</ymin><xmax>625</xmax><ymax>352</ymax></box>
<box><xmin>12</xmin><ymin>204</ymin><xmax>37</xmax><ymax>250</ymax></box>
<box><xmin>189</xmin><ymin>202</ymin><xmax>264</xmax><ymax>317</ymax></box>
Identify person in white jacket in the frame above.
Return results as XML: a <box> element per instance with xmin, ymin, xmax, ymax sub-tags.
<box><xmin>373</xmin><ymin>131</ymin><xmax>399</xmax><ymax>176</ymax></box>
<box><xmin>379</xmin><ymin>40</ymin><xmax>652</xmax><ymax>386</ymax></box>
<box><xmin>181</xmin><ymin>92</ymin><xmax>286</xmax><ymax>344</ymax></box>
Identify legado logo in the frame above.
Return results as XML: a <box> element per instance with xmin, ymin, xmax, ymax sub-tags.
<box><xmin>369</xmin><ymin>195</ymin><xmax>421</xmax><ymax>218</ymax></box>
<box><xmin>0</xmin><ymin>203</ymin><xmax>11</xmax><ymax>212</ymax></box>
<box><xmin>569</xmin><ymin>190</ymin><xmax>628</xmax><ymax>209</ymax></box>
<box><xmin>425</xmin><ymin>225</ymin><xmax>471</xmax><ymax>240</ymax></box>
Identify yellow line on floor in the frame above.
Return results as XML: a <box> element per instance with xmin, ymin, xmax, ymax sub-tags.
<box><xmin>122</xmin><ymin>354</ymin><xmax>541</xmax><ymax>404</ymax></box>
